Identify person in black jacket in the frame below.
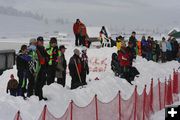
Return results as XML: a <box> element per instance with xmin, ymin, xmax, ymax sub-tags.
<box><xmin>46</xmin><ymin>37</ymin><xmax>58</xmax><ymax>85</ymax></box>
<box><xmin>69</xmin><ymin>49</ymin><xmax>82</xmax><ymax>89</ymax></box>
<box><xmin>129</xmin><ymin>31</ymin><xmax>137</xmax><ymax>50</ymax></box>
<box><xmin>16</xmin><ymin>45</ymin><xmax>31</xmax><ymax>99</ymax></box>
<box><xmin>56</xmin><ymin>45</ymin><xmax>67</xmax><ymax>87</ymax></box>
<box><xmin>81</xmin><ymin>47</ymin><xmax>89</xmax><ymax>85</ymax></box>
<box><xmin>35</xmin><ymin>36</ymin><xmax>49</xmax><ymax>101</ymax></box>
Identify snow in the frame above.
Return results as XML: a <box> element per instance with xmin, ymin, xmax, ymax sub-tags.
<box><xmin>0</xmin><ymin>38</ymin><xmax>179</xmax><ymax>120</ymax></box>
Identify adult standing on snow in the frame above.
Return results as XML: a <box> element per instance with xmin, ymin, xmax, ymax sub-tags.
<box><xmin>35</xmin><ymin>36</ymin><xmax>49</xmax><ymax>101</ymax></box>
<box><xmin>27</xmin><ymin>38</ymin><xmax>37</xmax><ymax>97</ymax></box>
<box><xmin>16</xmin><ymin>45</ymin><xmax>31</xmax><ymax>99</ymax></box>
<box><xmin>79</xmin><ymin>22</ymin><xmax>87</xmax><ymax>46</ymax></box>
<box><xmin>56</xmin><ymin>45</ymin><xmax>67</xmax><ymax>87</ymax></box>
<box><xmin>73</xmin><ymin>19</ymin><xmax>81</xmax><ymax>46</ymax></box>
<box><xmin>46</xmin><ymin>37</ymin><xmax>58</xmax><ymax>85</ymax></box>
<box><xmin>160</xmin><ymin>37</ymin><xmax>167</xmax><ymax>63</ymax></box>
<box><xmin>69</xmin><ymin>49</ymin><xmax>82</xmax><ymax>89</ymax></box>
<box><xmin>81</xmin><ymin>47</ymin><xmax>89</xmax><ymax>85</ymax></box>
<box><xmin>129</xmin><ymin>31</ymin><xmax>137</xmax><ymax>57</ymax></box>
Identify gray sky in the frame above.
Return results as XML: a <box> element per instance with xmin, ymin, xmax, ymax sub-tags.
<box><xmin>0</xmin><ymin>0</ymin><xmax>180</xmax><ymax>31</ymax></box>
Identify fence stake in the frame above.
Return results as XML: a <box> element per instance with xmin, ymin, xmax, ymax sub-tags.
<box><xmin>16</xmin><ymin>111</ymin><xmax>20</xmax><ymax>120</ymax></box>
<box><xmin>134</xmin><ymin>85</ymin><xmax>137</xmax><ymax>120</ymax></box>
<box><xmin>143</xmin><ymin>85</ymin><xmax>147</xmax><ymax>120</ymax></box>
<box><xmin>118</xmin><ymin>91</ymin><xmax>121</xmax><ymax>120</ymax></box>
<box><xmin>42</xmin><ymin>105</ymin><xmax>47</xmax><ymax>120</ymax></box>
<box><xmin>164</xmin><ymin>79</ymin><xmax>167</xmax><ymax>108</ymax></box>
<box><xmin>95</xmin><ymin>95</ymin><xmax>99</xmax><ymax>120</ymax></box>
<box><xmin>70</xmin><ymin>100</ymin><xmax>73</xmax><ymax>120</ymax></box>
<box><xmin>158</xmin><ymin>79</ymin><xmax>162</xmax><ymax>110</ymax></box>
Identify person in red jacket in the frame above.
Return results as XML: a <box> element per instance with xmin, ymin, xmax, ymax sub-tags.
<box><xmin>73</xmin><ymin>19</ymin><xmax>81</xmax><ymax>46</ymax></box>
<box><xmin>79</xmin><ymin>22</ymin><xmax>87</xmax><ymax>46</ymax></box>
<box><xmin>118</xmin><ymin>42</ymin><xmax>133</xmax><ymax>84</ymax></box>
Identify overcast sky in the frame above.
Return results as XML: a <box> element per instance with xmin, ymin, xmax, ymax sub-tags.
<box><xmin>0</xmin><ymin>0</ymin><xmax>180</xmax><ymax>31</ymax></box>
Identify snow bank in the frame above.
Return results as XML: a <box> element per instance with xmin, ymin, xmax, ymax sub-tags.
<box><xmin>0</xmin><ymin>39</ymin><xmax>179</xmax><ymax>120</ymax></box>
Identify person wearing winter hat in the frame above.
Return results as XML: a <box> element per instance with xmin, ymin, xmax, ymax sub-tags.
<box><xmin>81</xmin><ymin>47</ymin><xmax>89</xmax><ymax>85</ymax></box>
<box><xmin>35</xmin><ymin>36</ymin><xmax>49</xmax><ymax>101</ymax></box>
<box><xmin>56</xmin><ymin>45</ymin><xmax>67</xmax><ymax>87</ymax></box>
<box><xmin>68</xmin><ymin>49</ymin><xmax>82</xmax><ymax>89</ymax></box>
<box><xmin>27</xmin><ymin>38</ymin><xmax>37</xmax><ymax>97</ymax></box>
<box><xmin>46</xmin><ymin>37</ymin><xmax>58</xmax><ymax>85</ymax></box>
<box><xmin>6</xmin><ymin>74</ymin><xmax>18</xmax><ymax>97</ymax></box>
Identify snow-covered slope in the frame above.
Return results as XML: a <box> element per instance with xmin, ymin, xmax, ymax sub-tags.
<box><xmin>0</xmin><ymin>39</ymin><xmax>179</xmax><ymax>120</ymax></box>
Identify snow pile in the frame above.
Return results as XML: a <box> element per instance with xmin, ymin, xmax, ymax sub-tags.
<box><xmin>0</xmin><ymin>40</ymin><xmax>179</xmax><ymax>120</ymax></box>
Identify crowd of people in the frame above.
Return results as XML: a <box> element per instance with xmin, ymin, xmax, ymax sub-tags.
<box><xmin>6</xmin><ymin>37</ymin><xmax>89</xmax><ymax>100</ymax></box>
<box><xmin>112</xmin><ymin>31</ymin><xmax>180</xmax><ymax>84</ymax></box>
<box><xmin>5</xmin><ymin>19</ymin><xmax>180</xmax><ymax>99</ymax></box>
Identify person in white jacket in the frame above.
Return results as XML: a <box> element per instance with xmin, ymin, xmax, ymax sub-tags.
<box><xmin>160</xmin><ymin>37</ymin><xmax>167</xmax><ymax>63</ymax></box>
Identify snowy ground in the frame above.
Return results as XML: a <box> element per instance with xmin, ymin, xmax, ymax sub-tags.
<box><xmin>0</xmin><ymin>38</ymin><xmax>179</xmax><ymax>120</ymax></box>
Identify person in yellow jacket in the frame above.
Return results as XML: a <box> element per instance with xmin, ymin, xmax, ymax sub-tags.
<box><xmin>116</xmin><ymin>36</ymin><xmax>124</xmax><ymax>52</ymax></box>
<box><xmin>46</xmin><ymin>37</ymin><xmax>59</xmax><ymax>85</ymax></box>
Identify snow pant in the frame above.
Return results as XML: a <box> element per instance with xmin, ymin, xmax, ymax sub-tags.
<box><xmin>70</xmin><ymin>75</ymin><xmax>81</xmax><ymax>89</ymax></box>
<box><xmin>27</xmin><ymin>73</ymin><xmax>35</xmax><ymax>97</ymax></box>
<box><xmin>80</xmin><ymin>36</ymin><xmax>86</xmax><ymax>46</ymax></box>
<box><xmin>57</xmin><ymin>71</ymin><xmax>66</xmax><ymax>87</ymax></box>
<box><xmin>35</xmin><ymin>67</ymin><xmax>46</xmax><ymax>100</ymax></box>
<box><xmin>10</xmin><ymin>89</ymin><xmax>17</xmax><ymax>97</ymax></box>
<box><xmin>47</xmin><ymin>65</ymin><xmax>56</xmax><ymax>85</ymax></box>
<box><xmin>75</xmin><ymin>34</ymin><xmax>81</xmax><ymax>46</ymax></box>
<box><xmin>121</xmin><ymin>66</ymin><xmax>139</xmax><ymax>83</ymax></box>
<box><xmin>161</xmin><ymin>52</ymin><xmax>166</xmax><ymax>63</ymax></box>
<box><xmin>146</xmin><ymin>52</ymin><xmax>152</xmax><ymax>61</ymax></box>
<box><xmin>17</xmin><ymin>70</ymin><xmax>27</xmax><ymax>98</ymax></box>
<box><xmin>166</xmin><ymin>50</ymin><xmax>172</xmax><ymax>61</ymax></box>
<box><xmin>81</xmin><ymin>72</ymin><xmax>87</xmax><ymax>85</ymax></box>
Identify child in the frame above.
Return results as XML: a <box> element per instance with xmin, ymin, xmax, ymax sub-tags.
<box><xmin>6</xmin><ymin>74</ymin><xmax>18</xmax><ymax>96</ymax></box>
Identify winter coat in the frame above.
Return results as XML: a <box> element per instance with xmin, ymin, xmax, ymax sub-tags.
<box><xmin>79</xmin><ymin>23</ymin><xmax>87</xmax><ymax>37</ymax></box>
<box><xmin>81</xmin><ymin>53</ymin><xmax>89</xmax><ymax>75</ymax></box>
<box><xmin>46</xmin><ymin>45</ymin><xmax>58</xmax><ymax>66</ymax></box>
<box><xmin>69</xmin><ymin>54</ymin><xmax>82</xmax><ymax>89</ymax></box>
<box><xmin>7</xmin><ymin>79</ymin><xmax>18</xmax><ymax>90</ymax></box>
<box><xmin>129</xmin><ymin>36</ymin><xmax>137</xmax><ymax>48</ymax></box>
<box><xmin>118</xmin><ymin>47</ymin><xmax>130</xmax><ymax>67</ymax></box>
<box><xmin>166</xmin><ymin>41</ymin><xmax>172</xmax><ymax>51</ymax></box>
<box><xmin>16</xmin><ymin>53</ymin><xmax>31</xmax><ymax>72</ymax></box>
<box><xmin>141</xmin><ymin>39</ymin><xmax>147</xmax><ymax>52</ymax></box>
<box><xmin>56</xmin><ymin>53</ymin><xmax>67</xmax><ymax>78</ymax></box>
<box><xmin>36</xmin><ymin>45</ymin><xmax>50</xmax><ymax>67</ymax></box>
<box><xmin>161</xmin><ymin>41</ymin><xmax>167</xmax><ymax>52</ymax></box>
<box><xmin>73</xmin><ymin>22</ymin><xmax>80</xmax><ymax>34</ymax></box>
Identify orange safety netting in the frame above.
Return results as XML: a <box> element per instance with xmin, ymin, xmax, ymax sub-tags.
<box><xmin>14</xmin><ymin>71</ymin><xmax>180</xmax><ymax>120</ymax></box>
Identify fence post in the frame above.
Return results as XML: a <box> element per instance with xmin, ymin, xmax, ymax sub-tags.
<box><xmin>134</xmin><ymin>85</ymin><xmax>137</xmax><ymax>120</ymax></box>
<box><xmin>158</xmin><ymin>79</ymin><xmax>162</xmax><ymax>110</ymax></box>
<box><xmin>143</xmin><ymin>85</ymin><xmax>147</xmax><ymax>120</ymax></box>
<box><xmin>164</xmin><ymin>79</ymin><xmax>167</xmax><ymax>108</ymax></box>
<box><xmin>95</xmin><ymin>94</ymin><xmax>99</xmax><ymax>120</ymax></box>
<box><xmin>150</xmin><ymin>79</ymin><xmax>154</xmax><ymax>113</ymax></box>
<box><xmin>70</xmin><ymin>100</ymin><xmax>73</xmax><ymax>120</ymax></box>
<box><xmin>16</xmin><ymin>111</ymin><xmax>20</xmax><ymax>120</ymax></box>
<box><xmin>173</xmin><ymin>69</ymin><xmax>178</xmax><ymax>94</ymax></box>
<box><xmin>42</xmin><ymin>105</ymin><xmax>47</xmax><ymax>120</ymax></box>
<box><xmin>118</xmin><ymin>91</ymin><xmax>121</xmax><ymax>120</ymax></box>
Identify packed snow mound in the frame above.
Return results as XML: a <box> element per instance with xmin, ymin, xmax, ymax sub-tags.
<box><xmin>0</xmin><ymin>43</ymin><xmax>179</xmax><ymax>120</ymax></box>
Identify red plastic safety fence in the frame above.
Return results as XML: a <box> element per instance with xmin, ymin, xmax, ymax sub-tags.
<box><xmin>14</xmin><ymin>111</ymin><xmax>22</xmax><ymax>120</ymax></box>
<box><xmin>38</xmin><ymin>105</ymin><xmax>71</xmax><ymax>120</ymax></box>
<box><xmin>14</xmin><ymin>71</ymin><xmax>180</xmax><ymax>120</ymax></box>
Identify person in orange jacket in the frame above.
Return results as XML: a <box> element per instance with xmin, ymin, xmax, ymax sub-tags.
<box><xmin>79</xmin><ymin>22</ymin><xmax>87</xmax><ymax>46</ymax></box>
<box><xmin>73</xmin><ymin>19</ymin><xmax>81</xmax><ymax>46</ymax></box>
